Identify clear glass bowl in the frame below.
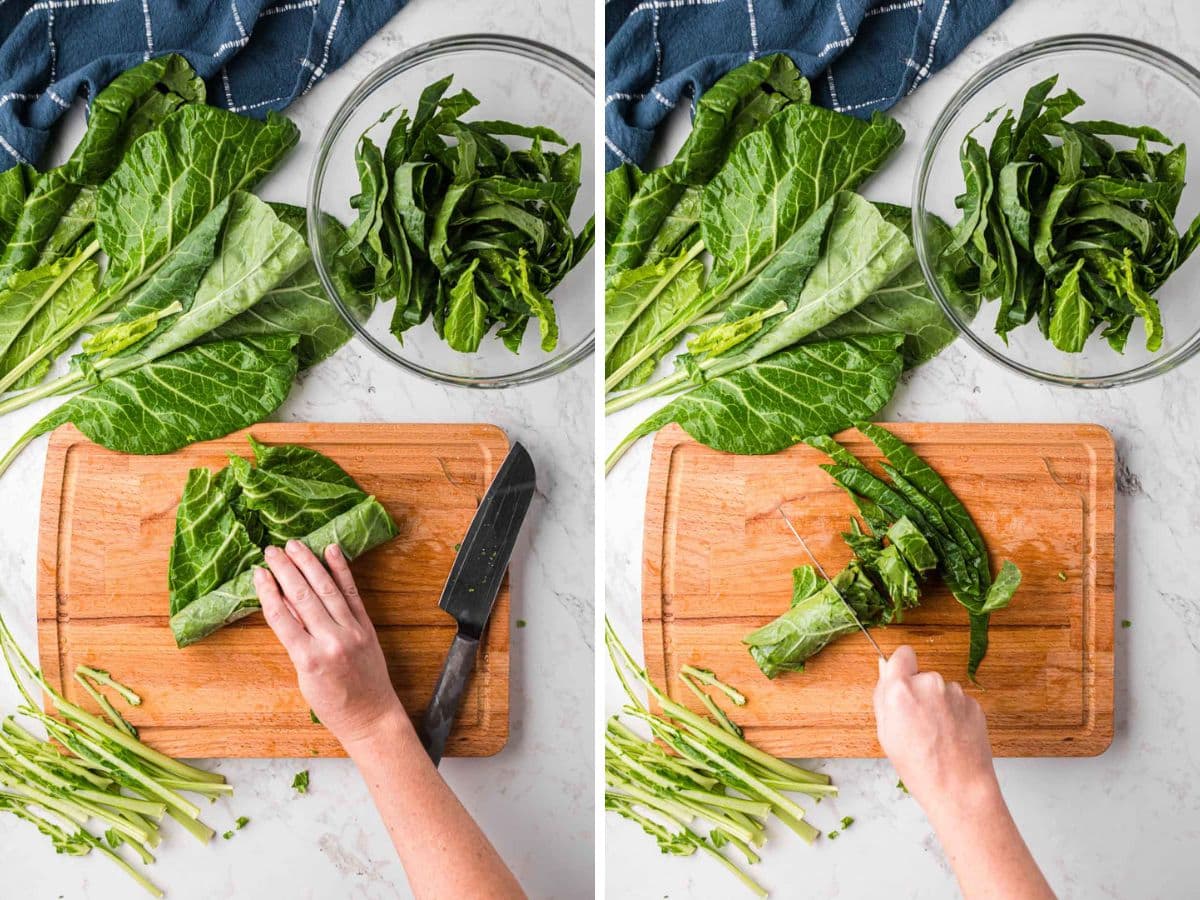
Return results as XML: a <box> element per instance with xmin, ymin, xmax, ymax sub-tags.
<box><xmin>913</xmin><ymin>34</ymin><xmax>1200</xmax><ymax>388</ymax></box>
<box><xmin>307</xmin><ymin>35</ymin><xmax>595</xmax><ymax>388</ymax></box>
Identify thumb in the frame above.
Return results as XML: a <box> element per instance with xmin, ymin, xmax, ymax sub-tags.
<box><xmin>880</xmin><ymin>645</ymin><xmax>919</xmax><ymax>683</ymax></box>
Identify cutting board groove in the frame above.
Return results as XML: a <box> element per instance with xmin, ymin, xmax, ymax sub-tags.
<box><xmin>38</xmin><ymin>423</ymin><xmax>511</xmax><ymax>758</ymax></box>
<box><xmin>642</xmin><ymin>423</ymin><xmax>1114</xmax><ymax>758</ymax></box>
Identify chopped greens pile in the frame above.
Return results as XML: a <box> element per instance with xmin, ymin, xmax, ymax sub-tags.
<box><xmin>341</xmin><ymin>74</ymin><xmax>594</xmax><ymax>355</ymax></box>
<box><xmin>605</xmin><ymin>620</ymin><xmax>838</xmax><ymax>898</ymax></box>
<box><xmin>604</xmin><ymin>54</ymin><xmax>979</xmax><ymax>472</ymax></box>
<box><xmin>949</xmin><ymin>75</ymin><xmax>1200</xmax><ymax>353</ymax></box>
<box><xmin>0</xmin><ymin>55</ymin><xmax>370</xmax><ymax>479</ymax></box>
<box><xmin>0</xmin><ymin>612</ymin><xmax>232</xmax><ymax>897</ymax></box>
<box><xmin>167</xmin><ymin>435</ymin><xmax>399</xmax><ymax>648</ymax></box>
<box><xmin>745</xmin><ymin>425</ymin><xmax>1021</xmax><ymax>680</ymax></box>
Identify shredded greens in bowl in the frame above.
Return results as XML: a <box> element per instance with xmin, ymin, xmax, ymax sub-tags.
<box><xmin>945</xmin><ymin>74</ymin><xmax>1200</xmax><ymax>356</ymax></box>
<box><xmin>338</xmin><ymin>74</ymin><xmax>595</xmax><ymax>357</ymax></box>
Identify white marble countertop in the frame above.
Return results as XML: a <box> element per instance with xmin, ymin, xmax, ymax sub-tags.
<box><xmin>0</xmin><ymin>2</ymin><xmax>595</xmax><ymax>898</ymax></box>
<box><xmin>605</xmin><ymin>1</ymin><xmax>1200</xmax><ymax>897</ymax></box>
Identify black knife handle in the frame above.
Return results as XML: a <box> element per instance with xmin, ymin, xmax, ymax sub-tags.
<box><xmin>419</xmin><ymin>631</ymin><xmax>480</xmax><ymax>766</ymax></box>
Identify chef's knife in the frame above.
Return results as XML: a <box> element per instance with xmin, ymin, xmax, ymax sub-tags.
<box><xmin>777</xmin><ymin>505</ymin><xmax>886</xmax><ymax>661</ymax></box>
<box><xmin>420</xmin><ymin>442</ymin><xmax>535</xmax><ymax>765</ymax></box>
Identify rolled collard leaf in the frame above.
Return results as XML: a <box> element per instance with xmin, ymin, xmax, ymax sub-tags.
<box><xmin>169</xmin><ymin>496</ymin><xmax>399</xmax><ymax>648</ymax></box>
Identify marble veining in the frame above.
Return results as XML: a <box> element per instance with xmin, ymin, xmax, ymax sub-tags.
<box><xmin>0</xmin><ymin>4</ymin><xmax>594</xmax><ymax>898</ymax></box>
<box><xmin>605</xmin><ymin>1</ymin><xmax>1200</xmax><ymax>897</ymax></box>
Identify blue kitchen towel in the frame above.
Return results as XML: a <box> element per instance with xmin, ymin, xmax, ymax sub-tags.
<box><xmin>605</xmin><ymin>0</ymin><xmax>1013</xmax><ymax>170</ymax></box>
<box><xmin>0</xmin><ymin>0</ymin><xmax>408</xmax><ymax>171</ymax></box>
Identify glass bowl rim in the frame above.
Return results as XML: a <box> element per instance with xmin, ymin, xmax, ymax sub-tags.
<box><xmin>306</xmin><ymin>33</ymin><xmax>596</xmax><ymax>389</ymax></box>
<box><xmin>911</xmin><ymin>32</ymin><xmax>1200</xmax><ymax>389</ymax></box>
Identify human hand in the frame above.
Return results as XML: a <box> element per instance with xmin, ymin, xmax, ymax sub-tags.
<box><xmin>873</xmin><ymin>645</ymin><xmax>1000</xmax><ymax>824</ymax></box>
<box><xmin>254</xmin><ymin>541</ymin><xmax>408</xmax><ymax>747</ymax></box>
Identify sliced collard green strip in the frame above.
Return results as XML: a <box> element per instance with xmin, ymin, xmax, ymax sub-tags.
<box><xmin>858</xmin><ymin>424</ymin><xmax>989</xmax><ymax>562</ymax></box>
<box><xmin>875</xmin><ymin>544</ymin><xmax>919</xmax><ymax>619</ymax></box>
<box><xmin>823</xmin><ymin>462</ymin><xmax>978</xmax><ymax>604</ymax></box>
<box><xmin>981</xmin><ymin>560</ymin><xmax>1022</xmax><ymax>613</ymax></box>
<box><xmin>790</xmin><ymin>566</ymin><xmax>825</xmax><ymax>607</ymax></box>
<box><xmin>886</xmin><ymin>517</ymin><xmax>937</xmax><ymax>574</ymax></box>
<box><xmin>967</xmin><ymin>612</ymin><xmax>991</xmax><ymax>682</ymax></box>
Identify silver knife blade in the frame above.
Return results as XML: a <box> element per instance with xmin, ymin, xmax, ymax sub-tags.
<box><xmin>439</xmin><ymin>442</ymin><xmax>536</xmax><ymax>638</ymax></box>
<box><xmin>777</xmin><ymin>505</ymin><xmax>886</xmax><ymax>661</ymax></box>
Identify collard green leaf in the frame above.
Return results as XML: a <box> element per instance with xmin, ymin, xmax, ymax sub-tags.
<box><xmin>0</xmin><ymin>169</ymin><xmax>86</xmax><ymax>284</ymax></box>
<box><xmin>606</xmin><ymin>254</ymin><xmax>705</xmax><ymax>391</ymax></box>
<box><xmin>167</xmin><ymin>467</ymin><xmax>260</xmax><ymax>616</ymax></box>
<box><xmin>811</xmin><ymin>205</ymin><xmax>979</xmax><ymax>368</ymax></box>
<box><xmin>605</xmin><ymin>164</ymin><xmax>643</xmax><ymax>258</ymax></box>
<box><xmin>70</xmin><ymin>54</ymin><xmax>206</xmax><ymax>185</ymax></box>
<box><xmin>702</xmin><ymin>105</ymin><xmax>904</xmax><ymax>285</ymax></box>
<box><xmin>605</xmin><ymin>242</ymin><xmax>703</xmax><ymax>362</ymax></box>
<box><xmin>0</xmin><ymin>164</ymin><xmax>32</xmax><ymax>257</ymax></box>
<box><xmin>0</xmin><ymin>335</ymin><xmax>299</xmax><ymax>475</ymax></box>
<box><xmin>707</xmin><ymin>193</ymin><xmax>912</xmax><ymax>379</ymax></box>
<box><xmin>0</xmin><ymin>253</ymin><xmax>99</xmax><ymax>363</ymax></box>
<box><xmin>744</xmin><ymin>562</ymin><xmax>886</xmax><ymax>678</ymax></box>
<box><xmin>169</xmin><ymin>495</ymin><xmax>398</xmax><ymax>648</ymax></box>
<box><xmin>37</xmin><ymin>186</ymin><xmax>98</xmax><ymax>265</ymax></box>
<box><xmin>607</xmin><ymin>335</ymin><xmax>903</xmax><ymax>469</ymax></box>
<box><xmin>0</xmin><ymin>254</ymin><xmax>101</xmax><ymax>390</ymax></box>
<box><xmin>607</xmin><ymin>54</ymin><xmax>810</xmax><ymax>275</ymax></box>
<box><xmin>0</xmin><ymin>54</ymin><xmax>205</xmax><ymax>281</ymax></box>
<box><xmin>211</xmin><ymin>204</ymin><xmax>372</xmax><ymax>368</ymax></box>
<box><xmin>228</xmin><ymin>453</ymin><xmax>366</xmax><ymax>546</ymax></box>
<box><xmin>97</xmin><ymin>105</ymin><xmax>298</xmax><ymax>285</ymax></box>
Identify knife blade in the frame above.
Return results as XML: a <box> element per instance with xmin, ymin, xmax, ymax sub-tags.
<box><xmin>777</xmin><ymin>505</ymin><xmax>886</xmax><ymax>661</ymax></box>
<box><xmin>420</xmin><ymin>441</ymin><xmax>536</xmax><ymax>765</ymax></box>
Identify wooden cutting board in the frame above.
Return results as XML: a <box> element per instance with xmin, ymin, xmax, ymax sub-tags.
<box><xmin>38</xmin><ymin>423</ymin><xmax>511</xmax><ymax>758</ymax></box>
<box><xmin>642</xmin><ymin>423</ymin><xmax>1114</xmax><ymax>758</ymax></box>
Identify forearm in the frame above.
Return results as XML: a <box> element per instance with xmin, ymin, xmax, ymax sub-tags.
<box><xmin>343</xmin><ymin>707</ymin><xmax>525</xmax><ymax>900</ymax></box>
<box><xmin>924</xmin><ymin>776</ymin><xmax>1055</xmax><ymax>900</ymax></box>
